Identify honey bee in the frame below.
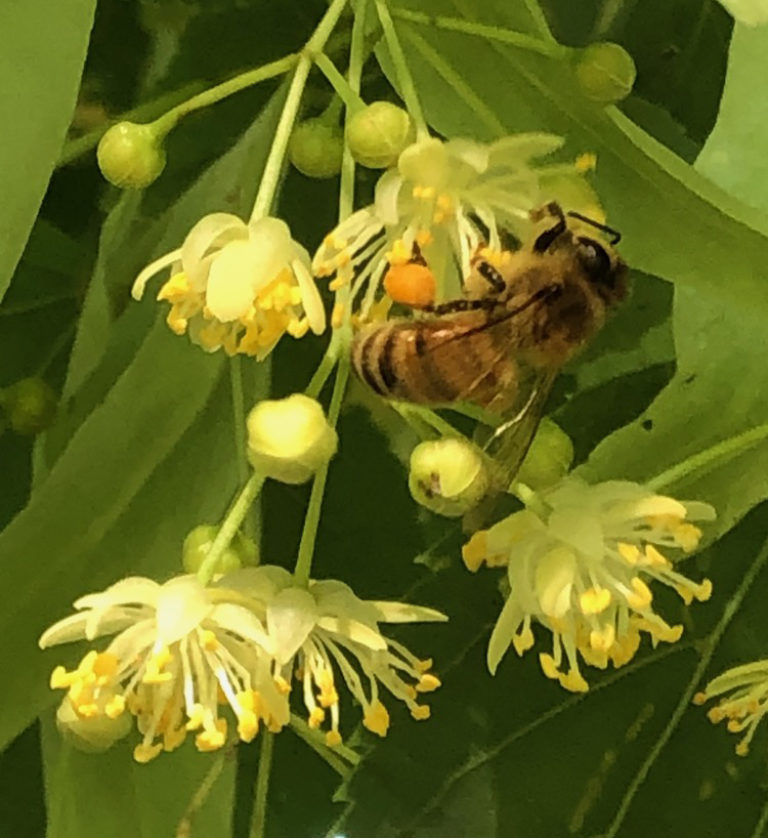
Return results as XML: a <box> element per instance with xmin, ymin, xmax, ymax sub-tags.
<box><xmin>352</xmin><ymin>201</ymin><xmax>629</xmax><ymax>484</ymax></box>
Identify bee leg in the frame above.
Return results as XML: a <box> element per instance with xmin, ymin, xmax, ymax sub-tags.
<box><xmin>476</xmin><ymin>261</ymin><xmax>506</xmax><ymax>294</ymax></box>
<box><xmin>532</xmin><ymin>202</ymin><xmax>567</xmax><ymax>253</ymax></box>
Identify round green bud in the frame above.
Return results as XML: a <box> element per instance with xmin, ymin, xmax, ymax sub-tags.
<box><xmin>1</xmin><ymin>377</ymin><xmax>57</xmax><ymax>435</ymax></box>
<box><xmin>408</xmin><ymin>438</ymin><xmax>489</xmax><ymax>518</ymax></box>
<box><xmin>515</xmin><ymin>418</ymin><xmax>574</xmax><ymax>491</ymax></box>
<box><xmin>346</xmin><ymin>102</ymin><xmax>415</xmax><ymax>168</ymax></box>
<box><xmin>182</xmin><ymin>524</ymin><xmax>245</xmax><ymax>575</ymax></box>
<box><xmin>289</xmin><ymin>118</ymin><xmax>344</xmax><ymax>178</ymax></box>
<box><xmin>55</xmin><ymin>697</ymin><xmax>132</xmax><ymax>754</ymax></box>
<box><xmin>246</xmin><ymin>394</ymin><xmax>338</xmax><ymax>484</ymax></box>
<box><xmin>97</xmin><ymin>121</ymin><xmax>166</xmax><ymax>188</ymax></box>
<box><xmin>574</xmin><ymin>42</ymin><xmax>636</xmax><ymax>105</ymax></box>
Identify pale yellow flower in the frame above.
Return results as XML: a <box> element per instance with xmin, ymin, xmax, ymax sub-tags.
<box><xmin>219</xmin><ymin>566</ymin><xmax>447</xmax><ymax>745</ymax></box>
<box><xmin>695</xmin><ymin>660</ymin><xmax>768</xmax><ymax>755</ymax></box>
<box><xmin>463</xmin><ymin>477</ymin><xmax>715</xmax><ymax>692</ymax></box>
<box><xmin>39</xmin><ymin>574</ymin><xmax>288</xmax><ymax>762</ymax></box>
<box><xmin>312</xmin><ymin>133</ymin><xmax>599</xmax><ymax>314</ymax></box>
<box><xmin>133</xmin><ymin>214</ymin><xmax>326</xmax><ymax>358</ymax></box>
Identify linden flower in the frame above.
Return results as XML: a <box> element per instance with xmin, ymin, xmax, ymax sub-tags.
<box><xmin>39</xmin><ymin>575</ymin><xmax>289</xmax><ymax>763</ymax></box>
<box><xmin>312</xmin><ymin>133</ymin><xmax>598</xmax><ymax>313</ymax></box>
<box><xmin>132</xmin><ymin>214</ymin><xmax>326</xmax><ymax>358</ymax></box>
<box><xmin>694</xmin><ymin>660</ymin><xmax>768</xmax><ymax>756</ymax></box>
<box><xmin>462</xmin><ymin>477</ymin><xmax>715</xmax><ymax>692</ymax></box>
<box><xmin>218</xmin><ymin>566</ymin><xmax>447</xmax><ymax>745</ymax></box>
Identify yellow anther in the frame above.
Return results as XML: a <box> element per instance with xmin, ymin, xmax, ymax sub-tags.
<box><xmin>538</xmin><ymin>653</ymin><xmax>560</xmax><ymax>681</ymax></box>
<box><xmin>308</xmin><ymin>707</ymin><xmax>325</xmax><ymax>729</ymax></box>
<box><xmin>92</xmin><ymin>652</ymin><xmax>120</xmax><ymax>680</ymax></box>
<box><xmin>617</xmin><ymin>542</ymin><xmax>641</xmax><ymax>565</ymax></box>
<box><xmin>163</xmin><ymin>726</ymin><xmax>187</xmax><ymax>752</ymax></box>
<box><xmin>50</xmin><ymin>666</ymin><xmax>74</xmax><ymax>690</ymax></box>
<box><xmin>274</xmin><ymin>675</ymin><xmax>291</xmax><ymax>695</ymax></box>
<box><xmin>626</xmin><ymin>577</ymin><xmax>653</xmax><ymax>610</ymax></box>
<box><xmin>416</xmin><ymin>674</ymin><xmax>441</xmax><ymax>693</ymax></box>
<box><xmin>433</xmin><ymin>211</ymin><xmax>445</xmax><ymax>225</ymax></box>
<box><xmin>195</xmin><ymin>719</ymin><xmax>227</xmax><ymax>752</ymax></box>
<box><xmin>238</xmin><ymin>711</ymin><xmax>259</xmax><ymax>743</ymax></box>
<box><xmin>165</xmin><ymin>309</ymin><xmax>188</xmax><ymax>335</ymax></box>
<box><xmin>385</xmin><ymin>239</ymin><xmax>412</xmax><ymax>266</ymax></box>
<box><xmin>675</xmin><ymin>523</ymin><xmax>702</xmax><ymax>552</ymax></box>
<box><xmin>436</xmin><ymin>194</ymin><xmax>453</xmax><ymax>212</ymax></box>
<box><xmin>363</xmin><ymin>700</ymin><xmax>390</xmax><ymax>737</ymax></box>
<box><xmin>461</xmin><ymin>532</ymin><xmax>488</xmax><ymax>572</ymax></box>
<box><xmin>692</xmin><ymin>692</ymin><xmax>708</xmax><ymax>706</ymax></box>
<box><xmin>589</xmin><ymin>623</ymin><xmax>616</xmax><ymax>652</ymax></box>
<box><xmin>415</xmin><ymin>229</ymin><xmax>433</xmax><ymax>246</ymax></box>
<box><xmin>331</xmin><ymin>303</ymin><xmax>345</xmax><ymax>329</ymax></box>
<box><xmin>286</xmin><ymin>317</ymin><xmax>310</xmax><ymax>338</ymax></box>
<box><xmin>410</xmin><ymin>704</ymin><xmax>431</xmax><ymax>721</ymax></box>
<box><xmin>325</xmin><ymin>730</ymin><xmax>342</xmax><ymax>747</ymax></box>
<box><xmin>512</xmin><ymin>626</ymin><xmax>535</xmax><ymax>655</ymax></box>
<box><xmin>134</xmin><ymin>742</ymin><xmax>164</xmax><ymax>763</ymax></box>
<box><xmin>575</xmin><ymin>152</ymin><xmax>597</xmax><ymax>173</ymax></box>
<box><xmin>201</xmin><ymin>630</ymin><xmax>218</xmax><ymax>651</ymax></box>
<box><xmin>415</xmin><ymin>658</ymin><xmax>433</xmax><ymax>673</ymax></box>
<box><xmin>105</xmin><ymin>694</ymin><xmax>126</xmax><ymax>719</ymax></box>
<box><xmin>328</xmin><ymin>274</ymin><xmax>349</xmax><ymax>291</ymax></box>
<box><xmin>185</xmin><ymin>704</ymin><xmax>206</xmax><ymax>731</ymax></box>
<box><xmin>644</xmin><ymin>544</ymin><xmax>670</xmax><ymax>568</ymax></box>
<box><xmin>580</xmin><ymin>586</ymin><xmax>612</xmax><ymax>615</ymax></box>
<box><xmin>560</xmin><ymin>668</ymin><xmax>589</xmax><ymax>693</ymax></box>
<box><xmin>156</xmin><ymin>273</ymin><xmax>190</xmax><ymax>302</ymax></box>
<box><xmin>727</xmin><ymin>719</ymin><xmax>744</xmax><ymax>733</ymax></box>
<box><xmin>736</xmin><ymin>741</ymin><xmax>749</xmax><ymax>756</ymax></box>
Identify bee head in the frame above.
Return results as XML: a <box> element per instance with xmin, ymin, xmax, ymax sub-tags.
<box><xmin>573</xmin><ymin>235</ymin><xmax>628</xmax><ymax>307</ymax></box>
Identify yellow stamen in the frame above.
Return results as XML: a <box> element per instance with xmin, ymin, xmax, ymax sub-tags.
<box><xmin>195</xmin><ymin>719</ymin><xmax>227</xmax><ymax>752</ymax></box>
<box><xmin>462</xmin><ymin>532</ymin><xmax>488</xmax><ymax>572</ymax></box>
<box><xmin>410</xmin><ymin>704</ymin><xmax>431</xmax><ymax>721</ymax></box>
<box><xmin>105</xmin><ymin>695</ymin><xmax>126</xmax><ymax>719</ymax></box>
<box><xmin>325</xmin><ymin>730</ymin><xmax>342</xmax><ymax>747</ymax></box>
<box><xmin>331</xmin><ymin>303</ymin><xmax>345</xmax><ymax>329</ymax></box>
<box><xmin>512</xmin><ymin>625</ymin><xmax>534</xmax><ymax>655</ymax></box>
<box><xmin>618</xmin><ymin>542</ymin><xmax>641</xmax><ymax>565</ymax></box>
<box><xmin>134</xmin><ymin>742</ymin><xmax>163</xmax><ymax>763</ymax></box>
<box><xmin>538</xmin><ymin>653</ymin><xmax>560</xmax><ymax>681</ymax></box>
<box><xmin>580</xmin><ymin>586</ymin><xmax>612</xmax><ymax>614</ymax></box>
<box><xmin>674</xmin><ymin>523</ymin><xmax>702</xmax><ymax>552</ymax></box>
<box><xmin>415</xmin><ymin>229</ymin><xmax>433</xmax><ymax>246</ymax></box>
<box><xmin>644</xmin><ymin>544</ymin><xmax>671</xmax><ymax>568</ymax></box>
<box><xmin>575</xmin><ymin>152</ymin><xmax>597</xmax><ymax>173</ymax></box>
<box><xmin>308</xmin><ymin>707</ymin><xmax>325</xmax><ymax>729</ymax></box>
<box><xmin>560</xmin><ymin>668</ymin><xmax>589</xmax><ymax>693</ymax></box>
<box><xmin>626</xmin><ymin>577</ymin><xmax>653</xmax><ymax>611</ymax></box>
<box><xmin>363</xmin><ymin>700</ymin><xmax>390</xmax><ymax>736</ymax></box>
<box><xmin>201</xmin><ymin>630</ymin><xmax>218</xmax><ymax>651</ymax></box>
<box><xmin>416</xmin><ymin>674</ymin><xmax>441</xmax><ymax>693</ymax></box>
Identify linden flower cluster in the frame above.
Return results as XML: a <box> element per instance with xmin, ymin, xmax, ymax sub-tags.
<box><xmin>39</xmin><ymin>567</ymin><xmax>445</xmax><ymax>762</ymax></box>
<box><xmin>312</xmin><ymin>133</ymin><xmax>599</xmax><ymax>314</ymax></box>
<box><xmin>694</xmin><ymin>660</ymin><xmax>768</xmax><ymax>756</ymax></box>
<box><xmin>462</xmin><ymin>477</ymin><xmax>715</xmax><ymax>692</ymax></box>
<box><xmin>132</xmin><ymin>214</ymin><xmax>325</xmax><ymax>357</ymax></box>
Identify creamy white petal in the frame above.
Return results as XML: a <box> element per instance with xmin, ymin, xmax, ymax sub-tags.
<box><xmin>210</xmin><ymin>602</ymin><xmax>273</xmax><ymax>654</ymax></box>
<box><xmin>155</xmin><ymin>577</ymin><xmax>213</xmax><ymax>646</ymax></box>
<box><xmin>373</xmin><ymin>171</ymin><xmax>404</xmax><ymax>226</ymax></box>
<box><xmin>488</xmin><ymin>133</ymin><xmax>564</xmax><ymax>167</ymax></box>
<box><xmin>548</xmin><ymin>508</ymin><xmax>604</xmax><ymax>558</ymax></box>
<box><xmin>205</xmin><ymin>240</ymin><xmax>260</xmax><ymax>321</ymax></box>
<box><xmin>397</xmin><ymin>137</ymin><xmax>448</xmax><ymax>187</ymax></box>
<box><xmin>218</xmin><ymin>566</ymin><xmax>293</xmax><ymax>600</ymax></box>
<box><xmin>368</xmin><ymin>602</ymin><xmax>448</xmax><ymax>623</ymax></box>
<box><xmin>487</xmin><ymin>595</ymin><xmax>525</xmax><ymax>675</ymax></box>
<box><xmin>682</xmin><ymin>501</ymin><xmax>717</xmax><ymax>521</ymax></box>
<box><xmin>535</xmin><ymin>546</ymin><xmax>576</xmax><ymax>618</ymax></box>
<box><xmin>181</xmin><ymin>213</ymin><xmax>248</xmax><ymax>289</ymax></box>
<box><xmin>267</xmin><ymin>588</ymin><xmax>317</xmax><ymax>664</ymax></box>
<box><xmin>74</xmin><ymin>577</ymin><xmax>161</xmax><ymax>611</ymax></box>
<box><xmin>317</xmin><ymin>616</ymin><xmax>388</xmax><ymax>650</ymax></box>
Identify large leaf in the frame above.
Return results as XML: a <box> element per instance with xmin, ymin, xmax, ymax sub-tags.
<box><xmin>0</xmin><ymin>1</ymin><xmax>95</xmax><ymax>302</ymax></box>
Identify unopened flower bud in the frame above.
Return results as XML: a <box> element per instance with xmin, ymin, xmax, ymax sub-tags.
<box><xmin>408</xmin><ymin>438</ymin><xmax>489</xmax><ymax>517</ymax></box>
<box><xmin>574</xmin><ymin>42</ymin><xmax>636</xmax><ymax>105</ymax></box>
<box><xmin>56</xmin><ymin>697</ymin><xmax>132</xmax><ymax>753</ymax></box>
<box><xmin>97</xmin><ymin>121</ymin><xmax>166</xmax><ymax>188</ymax></box>
<box><xmin>289</xmin><ymin>117</ymin><xmax>344</xmax><ymax>178</ymax></box>
<box><xmin>1</xmin><ymin>377</ymin><xmax>57</xmax><ymax>435</ymax></box>
<box><xmin>346</xmin><ymin>102</ymin><xmax>415</xmax><ymax>168</ymax></box>
<box><xmin>182</xmin><ymin>524</ymin><xmax>258</xmax><ymax>575</ymax></box>
<box><xmin>514</xmin><ymin>418</ymin><xmax>574</xmax><ymax>491</ymax></box>
<box><xmin>246</xmin><ymin>394</ymin><xmax>338</xmax><ymax>484</ymax></box>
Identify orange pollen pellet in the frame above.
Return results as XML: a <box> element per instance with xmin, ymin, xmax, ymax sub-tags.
<box><xmin>383</xmin><ymin>263</ymin><xmax>436</xmax><ymax>309</ymax></box>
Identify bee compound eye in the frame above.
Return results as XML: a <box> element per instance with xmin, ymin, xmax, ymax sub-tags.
<box><xmin>576</xmin><ymin>236</ymin><xmax>612</xmax><ymax>285</ymax></box>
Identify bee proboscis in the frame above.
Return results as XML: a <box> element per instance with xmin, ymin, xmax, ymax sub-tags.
<box><xmin>352</xmin><ymin>201</ymin><xmax>629</xmax><ymax>485</ymax></box>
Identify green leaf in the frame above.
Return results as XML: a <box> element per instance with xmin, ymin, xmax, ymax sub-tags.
<box><xmin>0</xmin><ymin>1</ymin><xmax>96</xmax><ymax>302</ymax></box>
<box><xmin>42</xmin><ymin>716</ymin><xmax>236</xmax><ymax>838</ymax></box>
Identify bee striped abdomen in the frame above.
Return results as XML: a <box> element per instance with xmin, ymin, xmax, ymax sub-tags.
<box><xmin>352</xmin><ymin>316</ymin><xmax>507</xmax><ymax>405</ymax></box>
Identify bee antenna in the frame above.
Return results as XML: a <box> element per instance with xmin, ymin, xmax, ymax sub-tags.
<box><xmin>566</xmin><ymin>211</ymin><xmax>622</xmax><ymax>245</ymax></box>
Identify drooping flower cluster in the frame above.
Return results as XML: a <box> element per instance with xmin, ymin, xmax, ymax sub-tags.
<box><xmin>462</xmin><ymin>477</ymin><xmax>715</xmax><ymax>692</ymax></box>
<box><xmin>695</xmin><ymin>660</ymin><xmax>768</xmax><ymax>756</ymax></box>
<box><xmin>132</xmin><ymin>214</ymin><xmax>326</xmax><ymax>358</ymax></box>
<box><xmin>312</xmin><ymin>134</ymin><xmax>599</xmax><ymax>315</ymax></box>
<box><xmin>39</xmin><ymin>567</ymin><xmax>445</xmax><ymax>761</ymax></box>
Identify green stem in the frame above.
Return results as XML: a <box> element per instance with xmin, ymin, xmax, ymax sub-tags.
<box><xmin>249</xmin><ymin>732</ymin><xmax>274</xmax><ymax>838</ymax></box>
<box><xmin>341</xmin><ymin>0</ymin><xmax>368</xmax><ymax>222</ymax></box>
<box><xmin>646</xmin><ymin>422</ymin><xmax>768</xmax><ymax>493</ymax></box>
<box><xmin>198</xmin><ymin>473</ymin><xmax>266</xmax><ymax>585</ymax></box>
<box><xmin>393</xmin><ymin>403</ymin><xmax>462</xmax><ymax>440</ymax></box>
<box><xmin>314</xmin><ymin>53</ymin><xmax>366</xmax><ymax>112</ymax></box>
<box><xmin>152</xmin><ymin>54</ymin><xmax>299</xmax><ymax>137</ymax></box>
<box><xmin>374</xmin><ymin>0</ymin><xmax>428</xmax><ymax>137</ymax></box>
<box><xmin>389</xmin><ymin>7</ymin><xmax>572</xmax><ymax>58</ymax></box>
<box><xmin>59</xmin><ymin>82</ymin><xmax>205</xmax><ymax>166</ymax></box>
<box><xmin>176</xmin><ymin>752</ymin><xmax>226</xmax><ymax>837</ymax></box>
<box><xmin>230</xmin><ymin>356</ymin><xmax>249</xmax><ymax>485</ymax></box>
<box><xmin>289</xmin><ymin>714</ymin><xmax>360</xmax><ymax>775</ymax></box>
<box><xmin>305</xmin><ymin>336</ymin><xmax>341</xmax><ymax>399</ymax></box>
<box><xmin>293</xmin><ymin>358</ymin><xmax>351</xmax><ymax>586</ymax></box>
<box><xmin>250</xmin><ymin>0</ymin><xmax>351</xmax><ymax>222</ymax></box>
